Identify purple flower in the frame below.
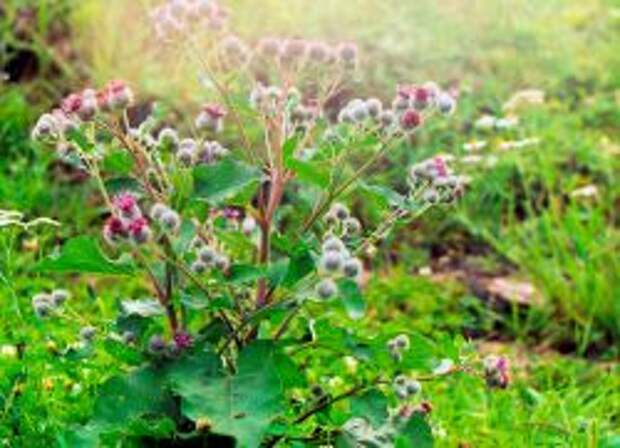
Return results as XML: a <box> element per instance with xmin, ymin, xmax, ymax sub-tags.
<box><xmin>173</xmin><ymin>331</ymin><xmax>194</xmax><ymax>350</ymax></box>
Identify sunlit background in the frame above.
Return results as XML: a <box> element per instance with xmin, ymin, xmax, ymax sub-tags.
<box><xmin>68</xmin><ymin>0</ymin><xmax>618</xmax><ymax>102</ymax></box>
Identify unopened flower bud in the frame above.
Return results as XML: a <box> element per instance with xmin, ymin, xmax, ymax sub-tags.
<box><xmin>329</xmin><ymin>203</ymin><xmax>349</xmax><ymax>221</ymax></box>
<box><xmin>214</xmin><ymin>254</ymin><xmax>230</xmax><ymax>271</ymax></box>
<box><xmin>148</xmin><ymin>334</ymin><xmax>166</xmax><ymax>354</ymax></box>
<box><xmin>320</xmin><ymin>251</ymin><xmax>344</xmax><ymax>273</ymax></box>
<box><xmin>437</xmin><ymin>92</ymin><xmax>456</xmax><ymax>115</ymax></box>
<box><xmin>129</xmin><ymin>217</ymin><xmax>152</xmax><ymax>245</ymax></box>
<box><xmin>198</xmin><ymin>247</ymin><xmax>216</xmax><ymax>264</ymax></box>
<box><xmin>241</xmin><ymin>216</ymin><xmax>256</xmax><ymax>235</ymax></box>
<box><xmin>31</xmin><ymin>114</ymin><xmax>59</xmax><ymax>141</ymax></box>
<box><xmin>32</xmin><ymin>294</ymin><xmax>53</xmax><ymax>318</ymax></box>
<box><xmin>350</xmin><ymin>102</ymin><xmax>369</xmax><ymax>123</ymax></box>
<box><xmin>103</xmin><ymin>216</ymin><xmax>129</xmax><ymax>245</ymax></box>
<box><xmin>343</xmin><ymin>257</ymin><xmax>363</xmax><ymax>279</ymax></box>
<box><xmin>149</xmin><ymin>203</ymin><xmax>169</xmax><ymax>221</ymax></box>
<box><xmin>365</xmin><ymin>98</ymin><xmax>383</xmax><ymax>118</ymax></box>
<box><xmin>378</xmin><ymin>110</ymin><xmax>396</xmax><ymax>128</ymax></box>
<box><xmin>79</xmin><ymin>326</ymin><xmax>96</xmax><ymax>342</ymax></box>
<box><xmin>158</xmin><ymin>127</ymin><xmax>179</xmax><ymax>149</ymax></box>
<box><xmin>394</xmin><ymin>334</ymin><xmax>410</xmax><ymax>350</ymax></box>
<box><xmin>282</xmin><ymin>38</ymin><xmax>307</xmax><ymax>63</ymax></box>
<box><xmin>51</xmin><ymin>289</ymin><xmax>70</xmax><ymax>307</ymax></box>
<box><xmin>177</xmin><ymin>146</ymin><xmax>195</xmax><ymax>166</ymax></box>
<box><xmin>191</xmin><ymin>260</ymin><xmax>208</xmax><ymax>274</ymax></box>
<box><xmin>406</xmin><ymin>379</ymin><xmax>422</xmax><ymax>395</ymax></box>
<box><xmin>106</xmin><ymin>80</ymin><xmax>134</xmax><ymax>110</ymax></box>
<box><xmin>257</xmin><ymin>37</ymin><xmax>282</xmax><ymax>58</ymax></box>
<box><xmin>122</xmin><ymin>331</ymin><xmax>137</xmax><ymax>344</ymax></box>
<box><xmin>308</xmin><ymin>41</ymin><xmax>331</xmax><ymax>63</ymax></box>
<box><xmin>77</xmin><ymin>89</ymin><xmax>98</xmax><ymax>121</ymax></box>
<box><xmin>337</xmin><ymin>42</ymin><xmax>358</xmax><ymax>68</ymax></box>
<box><xmin>422</xmin><ymin>188</ymin><xmax>439</xmax><ymax>204</ymax></box>
<box><xmin>322</xmin><ymin>236</ymin><xmax>345</xmax><ymax>253</ymax></box>
<box><xmin>316</xmin><ymin>278</ymin><xmax>338</xmax><ymax>300</ymax></box>
<box><xmin>173</xmin><ymin>330</ymin><xmax>193</xmax><ymax>350</ymax></box>
<box><xmin>400</xmin><ymin>109</ymin><xmax>422</xmax><ymax>131</ymax></box>
<box><xmin>195</xmin><ymin>104</ymin><xmax>226</xmax><ymax>133</ymax></box>
<box><xmin>343</xmin><ymin>217</ymin><xmax>361</xmax><ymax>235</ymax></box>
<box><xmin>160</xmin><ymin>209</ymin><xmax>181</xmax><ymax>233</ymax></box>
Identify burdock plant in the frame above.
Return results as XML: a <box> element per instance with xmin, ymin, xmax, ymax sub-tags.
<box><xmin>30</xmin><ymin>0</ymin><xmax>494</xmax><ymax>446</ymax></box>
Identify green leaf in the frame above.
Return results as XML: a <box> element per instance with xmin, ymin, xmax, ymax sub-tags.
<box><xmin>93</xmin><ymin>367</ymin><xmax>174</xmax><ymax>427</ymax></box>
<box><xmin>359</xmin><ymin>183</ymin><xmax>407</xmax><ymax>209</ymax></box>
<box><xmin>104</xmin><ymin>176</ymin><xmax>143</xmax><ymax>195</ymax></box>
<box><xmin>193</xmin><ymin>159</ymin><xmax>261</xmax><ymax>204</ymax></box>
<box><xmin>228</xmin><ymin>264</ymin><xmax>266</xmax><ymax>284</ymax></box>
<box><xmin>102</xmin><ymin>338</ymin><xmax>144</xmax><ymax>365</ymax></box>
<box><xmin>172</xmin><ymin>341</ymin><xmax>287</xmax><ymax>447</ymax></box>
<box><xmin>395</xmin><ymin>414</ymin><xmax>434</xmax><ymax>448</ymax></box>
<box><xmin>121</xmin><ymin>299</ymin><xmax>165</xmax><ymax>317</ymax></box>
<box><xmin>34</xmin><ymin>236</ymin><xmax>135</xmax><ymax>275</ymax></box>
<box><xmin>338</xmin><ymin>279</ymin><xmax>366</xmax><ymax>320</ymax></box>
<box><xmin>350</xmin><ymin>390</ymin><xmax>389</xmax><ymax>429</ymax></box>
<box><xmin>102</xmin><ymin>149</ymin><xmax>134</xmax><ymax>176</ymax></box>
<box><xmin>287</xmin><ymin>158</ymin><xmax>330</xmax><ymax>188</ymax></box>
<box><xmin>282</xmin><ymin>247</ymin><xmax>315</xmax><ymax>288</ymax></box>
<box><xmin>282</xmin><ymin>134</ymin><xmax>301</xmax><ymax>165</ymax></box>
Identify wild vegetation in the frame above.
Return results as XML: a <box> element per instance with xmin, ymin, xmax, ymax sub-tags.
<box><xmin>1</xmin><ymin>0</ymin><xmax>618</xmax><ymax>447</ymax></box>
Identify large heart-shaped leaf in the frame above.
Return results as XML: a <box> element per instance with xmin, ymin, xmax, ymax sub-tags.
<box><xmin>193</xmin><ymin>159</ymin><xmax>261</xmax><ymax>204</ymax></box>
<box><xmin>34</xmin><ymin>236</ymin><xmax>135</xmax><ymax>275</ymax></box>
<box><xmin>350</xmin><ymin>389</ymin><xmax>389</xmax><ymax>429</ymax></box>
<box><xmin>171</xmin><ymin>341</ymin><xmax>288</xmax><ymax>447</ymax></box>
<box><xmin>395</xmin><ymin>414</ymin><xmax>434</xmax><ymax>448</ymax></box>
<box><xmin>93</xmin><ymin>366</ymin><xmax>175</xmax><ymax>426</ymax></box>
